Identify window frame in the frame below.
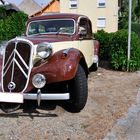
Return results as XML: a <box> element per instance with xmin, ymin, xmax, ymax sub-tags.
<box><xmin>69</xmin><ymin>0</ymin><xmax>78</xmax><ymax>9</ymax></box>
<box><xmin>79</xmin><ymin>17</ymin><xmax>93</xmax><ymax>39</ymax></box>
<box><xmin>26</xmin><ymin>19</ymin><xmax>76</xmax><ymax>36</ymax></box>
<box><xmin>97</xmin><ymin>17</ymin><xmax>106</xmax><ymax>28</ymax></box>
<box><xmin>97</xmin><ymin>0</ymin><xmax>106</xmax><ymax>8</ymax></box>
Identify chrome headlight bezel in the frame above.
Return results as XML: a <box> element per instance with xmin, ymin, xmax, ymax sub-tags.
<box><xmin>37</xmin><ymin>42</ymin><xmax>53</xmax><ymax>59</ymax></box>
<box><xmin>32</xmin><ymin>73</ymin><xmax>46</xmax><ymax>89</ymax></box>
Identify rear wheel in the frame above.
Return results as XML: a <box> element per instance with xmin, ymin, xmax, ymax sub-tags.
<box><xmin>65</xmin><ymin>64</ymin><xmax>88</xmax><ymax>113</ymax></box>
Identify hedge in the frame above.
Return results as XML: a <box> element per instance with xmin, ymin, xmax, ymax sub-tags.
<box><xmin>94</xmin><ymin>30</ymin><xmax>140</xmax><ymax>71</ymax></box>
<box><xmin>0</xmin><ymin>7</ymin><xmax>28</xmax><ymax>42</ymax></box>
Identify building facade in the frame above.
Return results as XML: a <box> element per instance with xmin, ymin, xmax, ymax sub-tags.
<box><xmin>60</xmin><ymin>0</ymin><xmax>118</xmax><ymax>32</ymax></box>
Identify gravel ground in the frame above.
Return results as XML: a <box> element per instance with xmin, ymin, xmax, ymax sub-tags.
<box><xmin>0</xmin><ymin>67</ymin><xmax>139</xmax><ymax>140</ymax></box>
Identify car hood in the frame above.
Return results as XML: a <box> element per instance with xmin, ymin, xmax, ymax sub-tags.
<box><xmin>23</xmin><ymin>35</ymin><xmax>74</xmax><ymax>44</ymax></box>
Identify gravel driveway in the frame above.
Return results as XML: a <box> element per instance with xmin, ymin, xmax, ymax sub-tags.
<box><xmin>0</xmin><ymin>67</ymin><xmax>139</xmax><ymax>140</ymax></box>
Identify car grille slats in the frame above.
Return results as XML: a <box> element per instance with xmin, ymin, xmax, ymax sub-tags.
<box><xmin>2</xmin><ymin>40</ymin><xmax>32</xmax><ymax>93</ymax></box>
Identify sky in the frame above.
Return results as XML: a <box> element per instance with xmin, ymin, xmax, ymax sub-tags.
<box><xmin>6</xmin><ymin>0</ymin><xmax>50</xmax><ymax>7</ymax></box>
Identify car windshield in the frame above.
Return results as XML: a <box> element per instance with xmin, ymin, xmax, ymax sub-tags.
<box><xmin>27</xmin><ymin>19</ymin><xmax>75</xmax><ymax>36</ymax></box>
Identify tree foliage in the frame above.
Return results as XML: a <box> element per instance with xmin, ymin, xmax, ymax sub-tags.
<box><xmin>0</xmin><ymin>6</ymin><xmax>6</xmax><ymax>19</ymax></box>
<box><xmin>135</xmin><ymin>0</ymin><xmax>140</xmax><ymax>23</ymax></box>
<box><xmin>94</xmin><ymin>30</ymin><xmax>140</xmax><ymax>71</ymax></box>
<box><xmin>119</xmin><ymin>0</ymin><xmax>139</xmax><ymax>29</ymax></box>
<box><xmin>0</xmin><ymin>6</ymin><xmax>28</xmax><ymax>42</ymax></box>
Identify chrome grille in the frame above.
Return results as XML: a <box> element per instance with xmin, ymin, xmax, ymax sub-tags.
<box><xmin>2</xmin><ymin>39</ymin><xmax>33</xmax><ymax>93</ymax></box>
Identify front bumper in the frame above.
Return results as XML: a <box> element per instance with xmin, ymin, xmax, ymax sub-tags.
<box><xmin>24</xmin><ymin>93</ymin><xmax>70</xmax><ymax>100</ymax></box>
<box><xmin>0</xmin><ymin>92</ymin><xmax>70</xmax><ymax>103</ymax></box>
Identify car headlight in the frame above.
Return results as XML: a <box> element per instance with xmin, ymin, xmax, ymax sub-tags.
<box><xmin>32</xmin><ymin>74</ymin><xmax>46</xmax><ymax>89</ymax></box>
<box><xmin>37</xmin><ymin>42</ymin><xmax>53</xmax><ymax>59</ymax></box>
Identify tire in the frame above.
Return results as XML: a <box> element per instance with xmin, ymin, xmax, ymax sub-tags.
<box><xmin>1</xmin><ymin>103</ymin><xmax>21</xmax><ymax>113</ymax></box>
<box><xmin>65</xmin><ymin>64</ymin><xmax>88</xmax><ymax>113</ymax></box>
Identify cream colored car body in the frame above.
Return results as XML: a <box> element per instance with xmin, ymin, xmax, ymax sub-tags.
<box><xmin>52</xmin><ymin>40</ymin><xmax>94</xmax><ymax>68</ymax></box>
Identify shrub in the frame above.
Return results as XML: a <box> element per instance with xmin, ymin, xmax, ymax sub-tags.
<box><xmin>94</xmin><ymin>29</ymin><xmax>140</xmax><ymax>71</ymax></box>
<box><xmin>94</xmin><ymin>30</ymin><xmax>111</xmax><ymax>60</ymax></box>
<box><xmin>0</xmin><ymin>6</ymin><xmax>28</xmax><ymax>42</ymax></box>
<box><xmin>110</xmin><ymin>30</ymin><xmax>140</xmax><ymax>71</ymax></box>
<box><xmin>0</xmin><ymin>6</ymin><xmax>6</xmax><ymax>19</ymax></box>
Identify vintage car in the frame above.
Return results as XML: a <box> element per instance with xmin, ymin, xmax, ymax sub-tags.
<box><xmin>0</xmin><ymin>13</ymin><xmax>99</xmax><ymax>113</ymax></box>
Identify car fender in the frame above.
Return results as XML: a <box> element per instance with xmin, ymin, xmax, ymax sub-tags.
<box><xmin>26</xmin><ymin>48</ymin><xmax>88</xmax><ymax>92</ymax></box>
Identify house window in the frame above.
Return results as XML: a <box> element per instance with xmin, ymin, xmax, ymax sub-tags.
<box><xmin>97</xmin><ymin>17</ymin><xmax>106</xmax><ymax>28</ymax></box>
<box><xmin>97</xmin><ymin>0</ymin><xmax>105</xmax><ymax>8</ymax></box>
<box><xmin>69</xmin><ymin>0</ymin><xmax>77</xmax><ymax>9</ymax></box>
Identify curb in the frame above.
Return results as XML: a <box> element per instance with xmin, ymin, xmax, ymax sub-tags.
<box><xmin>103</xmin><ymin>88</ymin><xmax>140</xmax><ymax>140</ymax></box>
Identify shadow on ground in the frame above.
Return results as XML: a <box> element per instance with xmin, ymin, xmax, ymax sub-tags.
<box><xmin>0</xmin><ymin>100</ymin><xmax>65</xmax><ymax>118</ymax></box>
<box><xmin>99</xmin><ymin>60</ymin><xmax>111</xmax><ymax>70</ymax></box>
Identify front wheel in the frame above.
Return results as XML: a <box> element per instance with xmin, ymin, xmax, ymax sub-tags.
<box><xmin>65</xmin><ymin>64</ymin><xmax>88</xmax><ymax>113</ymax></box>
<box><xmin>0</xmin><ymin>103</ymin><xmax>21</xmax><ymax>113</ymax></box>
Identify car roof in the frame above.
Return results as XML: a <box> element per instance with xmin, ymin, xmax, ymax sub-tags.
<box><xmin>28</xmin><ymin>13</ymin><xmax>88</xmax><ymax>22</ymax></box>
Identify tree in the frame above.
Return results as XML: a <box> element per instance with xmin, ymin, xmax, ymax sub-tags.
<box><xmin>0</xmin><ymin>5</ymin><xmax>6</xmax><ymax>19</ymax></box>
<box><xmin>0</xmin><ymin>6</ymin><xmax>28</xmax><ymax>42</ymax></box>
<box><xmin>135</xmin><ymin>0</ymin><xmax>140</xmax><ymax>23</ymax></box>
<box><xmin>0</xmin><ymin>0</ymin><xmax>5</xmax><ymax>5</ymax></box>
<box><xmin>118</xmin><ymin>0</ymin><xmax>138</xmax><ymax>29</ymax></box>
<box><xmin>118</xmin><ymin>0</ymin><xmax>129</xmax><ymax>29</ymax></box>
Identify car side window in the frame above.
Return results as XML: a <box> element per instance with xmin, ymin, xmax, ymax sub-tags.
<box><xmin>79</xmin><ymin>18</ymin><xmax>92</xmax><ymax>39</ymax></box>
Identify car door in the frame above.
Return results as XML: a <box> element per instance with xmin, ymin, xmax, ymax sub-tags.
<box><xmin>78</xmin><ymin>17</ymin><xmax>94</xmax><ymax>68</ymax></box>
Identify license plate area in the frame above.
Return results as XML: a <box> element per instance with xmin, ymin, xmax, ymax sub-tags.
<box><xmin>0</xmin><ymin>93</ymin><xmax>23</xmax><ymax>103</ymax></box>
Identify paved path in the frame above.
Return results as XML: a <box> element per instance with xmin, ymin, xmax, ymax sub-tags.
<box><xmin>125</xmin><ymin>87</ymin><xmax>140</xmax><ymax>140</ymax></box>
<box><xmin>103</xmin><ymin>86</ymin><xmax>140</xmax><ymax>140</ymax></box>
<box><xmin>125</xmin><ymin>112</ymin><xmax>140</xmax><ymax>140</ymax></box>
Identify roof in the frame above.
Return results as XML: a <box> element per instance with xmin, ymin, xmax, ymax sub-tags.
<box><xmin>28</xmin><ymin>13</ymin><xmax>87</xmax><ymax>22</ymax></box>
<box><xmin>4</xmin><ymin>3</ymin><xmax>20</xmax><ymax>11</ymax></box>
<box><xmin>31</xmin><ymin>0</ymin><xmax>60</xmax><ymax>17</ymax></box>
<box><xmin>0</xmin><ymin>0</ymin><xmax>20</xmax><ymax>12</ymax></box>
<box><xmin>19</xmin><ymin>0</ymin><xmax>42</xmax><ymax>16</ymax></box>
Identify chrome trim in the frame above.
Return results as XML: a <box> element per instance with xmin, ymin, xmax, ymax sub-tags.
<box><xmin>24</xmin><ymin>93</ymin><xmax>70</xmax><ymax>100</ymax></box>
<box><xmin>3</xmin><ymin>46</ymin><xmax>29</xmax><ymax>77</ymax></box>
<box><xmin>14</xmin><ymin>58</ymin><xmax>28</xmax><ymax>78</ymax></box>
<box><xmin>3</xmin><ymin>50</ymin><xmax>14</xmax><ymax>69</ymax></box>
<box><xmin>77</xmin><ymin>16</ymin><xmax>89</xmax><ymax>25</ymax></box>
<box><xmin>2</xmin><ymin>37</ymin><xmax>34</xmax><ymax>93</ymax></box>
<box><xmin>11</xmin><ymin>42</ymin><xmax>17</xmax><ymax>85</ymax></box>
<box><xmin>15</xmin><ymin>49</ymin><xmax>29</xmax><ymax>70</ymax></box>
<box><xmin>8</xmin><ymin>82</ymin><xmax>16</xmax><ymax>91</ymax></box>
<box><xmin>3</xmin><ymin>57</ymin><xmax>13</xmax><ymax>77</ymax></box>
